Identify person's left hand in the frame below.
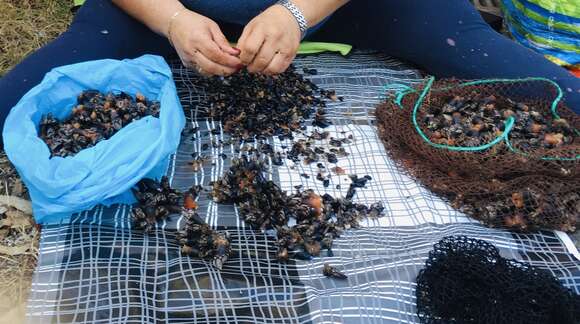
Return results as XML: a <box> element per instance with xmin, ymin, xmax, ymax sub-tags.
<box><xmin>237</xmin><ymin>4</ymin><xmax>301</xmax><ymax>75</ymax></box>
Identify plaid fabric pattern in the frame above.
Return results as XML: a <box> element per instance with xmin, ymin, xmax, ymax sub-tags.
<box><xmin>26</xmin><ymin>52</ymin><xmax>580</xmax><ymax>323</ymax></box>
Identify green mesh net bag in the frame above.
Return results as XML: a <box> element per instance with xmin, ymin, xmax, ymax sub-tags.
<box><xmin>376</xmin><ymin>77</ymin><xmax>579</xmax><ymax>232</ymax></box>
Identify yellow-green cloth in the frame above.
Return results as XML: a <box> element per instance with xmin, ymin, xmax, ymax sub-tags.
<box><xmin>229</xmin><ymin>42</ymin><xmax>352</xmax><ymax>56</ymax></box>
<box><xmin>297</xmin><ymin>42</ymin><xmax>352</xmax><ymax>55</ymax></box>
<box><xmin>525</xmin><ymin>0</ymin><xmax>579</xmax><ymax>18</ymax></box>
<box><xmin>501</xmin><ymin>0</ymin><xmax>579</xmax><ymax>66</ymax></box>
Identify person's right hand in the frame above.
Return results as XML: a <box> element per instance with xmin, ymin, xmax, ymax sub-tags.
<box><xmin>169</xmin><ymin>10</ymin><xmax>243</xmax><ymax>76</ymax></box>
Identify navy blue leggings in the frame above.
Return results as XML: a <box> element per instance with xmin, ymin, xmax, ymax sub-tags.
<box><xmin>1</xmin><ymin>0</ymin><xmax>578</xmax><ymax>141</ymax></box>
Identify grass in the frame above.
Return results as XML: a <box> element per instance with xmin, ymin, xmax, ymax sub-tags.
<box><xmin>0</xmin><ymin>1</ymin><xmax>71</xmax><ymax>322</ymax></box>
<box><xmin>0</xmin><ymin>0</ymin><xmax>72</xmax><ymax>76</ymax></box>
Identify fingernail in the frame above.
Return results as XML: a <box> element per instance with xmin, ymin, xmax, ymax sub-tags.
<box><xmin>233</xmin><ymin>47</ymin><xmax>241</xmax><ymax>52</ymax></box>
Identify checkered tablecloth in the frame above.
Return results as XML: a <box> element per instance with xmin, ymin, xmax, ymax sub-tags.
<box><xmin>26</xmin><ymin>52</ymin><xmax>580</xmax><ymax>324</ymax></box>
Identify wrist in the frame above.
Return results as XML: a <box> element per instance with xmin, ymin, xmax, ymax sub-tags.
<box><xmin>290</xmin><ymin>0</ymin><xmax>349</xmax><ymax>26</ymax></box>
<box><xmin>161</xmin><ymin>3</ymin><xmax>187</xmax><ymax>38</ymax></box>
<box><xmin>276</xmin><ymin>0</ymin><xmax>309</xmax><ymax>39</ymax></box>
<box><xmin>166</xmin><ymin>7</ymin><xmax>188</xmax><ymax>46</ymax></box>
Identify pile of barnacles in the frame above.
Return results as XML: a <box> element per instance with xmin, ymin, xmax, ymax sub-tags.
<box><xmin>130</xmin><ymin>68</ymin><xmax>380</xmax><ymax>278</ymax></box>
<box><xmin>131</xmin><ymin>177</ymin><xmax>231</xmax><ymax>269</ymax></box>
<box><xmin>40</xmin><ymin>90</ymin><xmax>160</xmax><ymax>157</ymax></box>
<box><xmin>210</xmin><ymin>153</ymin><xmax>384</xmax><ymax>263</ymax></box>
<box><xmin>195</xmin><ymin>66</ymin><xmax>339</xmax><ymax>140</ymax></box>
<box><xmin>422</xmin><ymin>94</ymin><xmax>576</xmax><ymax>149</ymax></box>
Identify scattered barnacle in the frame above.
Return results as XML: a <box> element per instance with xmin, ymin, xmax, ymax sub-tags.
<box><xmin>210</xmin><ymin>154</ymin><xmax>291</xmax><ymax>229</ymax></box>
<box><xmin>131</xmin><ymin>176</ymin><xmax>181</xmax><ymax>233</ymax></box>
<box><xmin>189</xmin><ymin>154</ymin><xmax>212</xmax><ymax>172</ymax></box>
<box><xmin>326</xmin><ymin>153</ymin><xmax>338</xmax><ymax>164</ymax></box>
<box><xmin>287</xmin><ymin>133</ymin><xmax>353</xmax><ymax>166</ymax></box>
<box><xmin>184</xmin><ymin>192</ymin><xmax>198</xmax><ymax>209</ymax></box>
<box><xmin>332</xmin><ymin>166</ymin><xmax>346</xmax><ymax>175</ymax></box>
<box><xmin>302</xmin><ymin>68</ymin><xmax>318</xmax><ymax>75</ymax></box>
<box><xmin>210</xmin><ymin>154</ymin><xmax>385</xmax><ymax>262</ymax></box>
<box><xmin>329</xmin><ymin>136</ymin><xmax>352</xmax><ymax>147</ymax></box>
<box><xmin>177</xmin><ymin>209</ymin><xmax>231</xmax><ymax>270</ymax></box>
<box><xmin>350</xmin><ymin>175</ymin><xmax>372</xmax><ymax>188</ymax></box>
<box><xmin>344</xmin><ymin>175</ymin><xmax>372</xmax><ymax>200</ymax></box>
<box><xmin>39</xmin><ymin>90</ymin><xmax>160</xmax><ymax>157</ymax></box>
<box><xmin>323</xmin><ymin>264</ymin><xmax>348</xmax><ymax>280</ymax></box>
<box><xmin>310</xmin><ymin>130</ymin><xmax>330</xmax><ymax>140</ymax></box>
<box><xmin>271</xmin><ymin>152</ymin><xmax>284</xmax><ymax>166</ymax></box>
<box><xmin>313</xmin><ymin>108</ymin><xmax>331</xmax><ymax>128</ymax></box>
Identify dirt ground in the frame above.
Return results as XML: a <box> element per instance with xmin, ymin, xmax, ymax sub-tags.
<box><xmin>0</xmin><ymin>1</ymin><xmax>71</xmax><ymax>323</ymax></box>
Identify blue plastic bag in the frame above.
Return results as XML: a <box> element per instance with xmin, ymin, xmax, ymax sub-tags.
<box><xmin>2</xmin><ymin>55</ymin><xmax>186</xmax><ymax>224</ymax></box>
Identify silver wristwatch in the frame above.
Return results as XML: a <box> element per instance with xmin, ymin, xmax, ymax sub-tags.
<box><xmin>277</xmin><ymin>0</ymin><xmax>309</xmax><ymax>39</ymax></box>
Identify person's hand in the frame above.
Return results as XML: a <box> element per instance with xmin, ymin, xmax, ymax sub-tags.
<box><xmin>169</xmin><ymin>9</ymin><xmax>243</xmax><ymax>76</ymax></box>
<box><xmin>237</xmin><ymin>5</ymin><xmax>301</xmax><ymax>75</ymax></box>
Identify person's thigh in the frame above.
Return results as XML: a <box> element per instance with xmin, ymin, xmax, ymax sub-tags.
<box><xmin>0</xmin><ymin>0</ymin><xmax>174</xmax><ymax>137</ymax></box>
<box><xmin>310</xmin><ymin>0</ymin><xmax>579</xmax><ymax>111</ymax></box>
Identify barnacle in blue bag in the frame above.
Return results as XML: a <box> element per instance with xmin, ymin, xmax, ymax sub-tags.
<box><xmin>3</xmin><ymin>55</ymin><xmax>185</xmax><ymax>224</ymax></box>
<box><xmin>39</xmin><ymin>90</ymin><xmax>161</xmax><ymax>158</ymax></box>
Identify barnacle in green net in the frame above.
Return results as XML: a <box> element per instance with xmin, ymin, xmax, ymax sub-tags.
<box><xmin>377</xmin><ymin>77</ymin><xmax>579</xmax><ymax>232</ymax></box>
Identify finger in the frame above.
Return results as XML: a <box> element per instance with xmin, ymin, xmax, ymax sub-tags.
<box><xmin>198</xmin><ymin>41</ymin><xmax>242</xmax><ymax>68</ymax></box>
<box><xmin>238</xmin><ymin>27</ymin><xmax>265</xmax><ymax>66</ymax></box>
<box><xmin>179</xmin><ymin>51</ymin><xmax>206</xmax><ymax>75</ymax></box>
<box><xmin>192</xmin><ymin>50</ymin><xmax>238</xmax><ymax>76</ymax></box>
<box><xmin>264</xmin><ymin>52</ymin><xmax>294</xmax><ymax>75</ymax></box>
<box><xmin>236</xmin><ymin>24</ymin><xmax>252</xmax><ymax>55</ymax></box>
<box><xmin>248</xmin><ymin>39</ymin><xmax>278</xmax><ymax>73</ymax></box>
<box><xmin>177</xmin><ymin>51</ymin><xmax>197</xmax><ymax>69</ymax></box>
<box><xmin>208</xmin><ymin>23</ymin><xmax>240</xmax><ymax>56</ymax></box>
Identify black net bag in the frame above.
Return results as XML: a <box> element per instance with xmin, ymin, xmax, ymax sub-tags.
<box><xmin>416</xmin><ymin>236</ymin><xmax>580</xmax><ymax>324</ymax></box>
<box><xmin>376</xmin><ymin>77</ymin><xmax>579</xmax><ymax>232</ymax></box>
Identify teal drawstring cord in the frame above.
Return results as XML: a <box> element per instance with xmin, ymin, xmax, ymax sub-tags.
<box><xmin>384</xmin><ymin>77</ymin><xmax>579</xmax><ymax>160</ymax></box>
<box><xmin>381</xmin><ymin>83</ymin><xmax>417</xmax><ymax>108</ymax></box>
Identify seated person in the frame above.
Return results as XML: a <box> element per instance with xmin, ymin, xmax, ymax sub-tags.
<box><xmin>0</xmin><ymin>0</ymin><xmax>578</xmax><ymax>143</ymax></box>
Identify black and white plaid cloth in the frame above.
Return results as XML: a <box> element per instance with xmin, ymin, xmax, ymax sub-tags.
<box><xmin>26</xmin><ymin>52</ymin><xmax>580</xmax><ymax>324</ymax></box>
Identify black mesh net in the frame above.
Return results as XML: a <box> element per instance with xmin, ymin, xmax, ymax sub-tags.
<box><xmin>416</xmin><ymin>236</ymin><xmax>580</xmax><ymax>324</ymax></box>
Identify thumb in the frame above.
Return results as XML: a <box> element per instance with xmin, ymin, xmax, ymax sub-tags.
<box><xmin>209</xmin><ymin>24</ymin><xmax>240</xmax><ymax>56</ymax></box>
